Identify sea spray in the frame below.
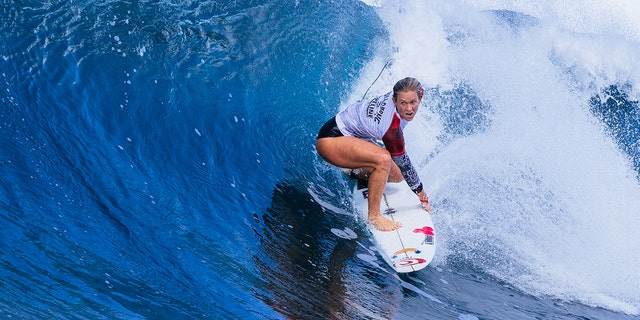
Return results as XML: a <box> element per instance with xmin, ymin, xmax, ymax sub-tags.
<box><xmin>352</xmin><ymin>0</ymin><xmax>640</xmax><ymax>314</ymax></box>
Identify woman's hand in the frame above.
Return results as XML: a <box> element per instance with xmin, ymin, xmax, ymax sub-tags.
<box><xmin>417</xmin><ymin>190</ymin><xmax>431</xmax><ymax>213</ymax></box>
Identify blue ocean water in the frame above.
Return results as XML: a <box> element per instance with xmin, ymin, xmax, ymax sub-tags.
<box><xmin>2</xmin><ymin>0</ymin><xmax>640</xmax><ymax>319</ymax></box>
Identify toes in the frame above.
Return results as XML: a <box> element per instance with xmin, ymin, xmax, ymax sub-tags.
<box><xmin>370</xmin><ymin>217</ymin><xmax>402</xmax><ymax>231</ymax></box>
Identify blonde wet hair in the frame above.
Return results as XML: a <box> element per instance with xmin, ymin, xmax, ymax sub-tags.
<box><xmin>393</xmin><ymin>77</ymin><xmax>423</xmax><ymax>100</ymax></box>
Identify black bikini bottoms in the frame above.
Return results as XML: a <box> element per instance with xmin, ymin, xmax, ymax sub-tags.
<box><xmin>316</xmin><ymin>116</ymin><xmax>344</xmax><ymax>139</ymax></box>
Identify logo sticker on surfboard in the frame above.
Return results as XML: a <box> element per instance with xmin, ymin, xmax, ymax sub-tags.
<box><xmin>413</xmin><ymin>226</ymin><xmax>435</xmax><ymax>245</ymax></box>
<box><xmin>384</xmin><ymin>208</ymin><xmax>397</xmax><ymax>215</ymax></box>
<box><xmin>393</xmin><ymin>257</ymin><xmax>427</xmax><ymax>268</ymax></box>
<box><xmin>392</xmin><ymin>247</ymin><xmax>421</xmax><ymax>259</ymax></box>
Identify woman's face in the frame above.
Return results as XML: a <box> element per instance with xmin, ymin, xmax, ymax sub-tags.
<box><xmin>393</xmin><ymin>90</ymin><xmax>422</xmax><ymax>121</ymax></box>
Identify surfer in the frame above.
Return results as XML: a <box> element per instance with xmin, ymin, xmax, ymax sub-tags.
<box><xmin>316</xmin><ymin>77</ymin><xmax>430</xmax><ymax>231</ymax></box>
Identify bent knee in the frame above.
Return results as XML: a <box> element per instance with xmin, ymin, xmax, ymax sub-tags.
<box><xmin>372</xmin><ymin>150</ymin><xmax>393</xmax><ymax>171</ymax></box>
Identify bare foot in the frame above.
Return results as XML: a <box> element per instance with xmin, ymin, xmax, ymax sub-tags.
<box><xmin>369</xmin><ymin>215</ymin><xmax>402</xmax><ymax>231</ymax></box>
<box><xmin>421</xmin><ymin>201</ymin><xmax>432</xmax><ymax>213</ymax></box>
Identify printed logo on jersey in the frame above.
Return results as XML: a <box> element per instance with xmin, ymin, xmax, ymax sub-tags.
<box><xmin>366</xmin><ymin>97</ymin><xmax>379</xmax><ymax>118</ymax></box>
<box><xmin>365</xmin><ymin>92</ymin><xmax>390</xmax><ymax>124</ymax></box>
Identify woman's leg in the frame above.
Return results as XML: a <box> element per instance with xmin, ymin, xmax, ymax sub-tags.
<box><xmin>316</xmin><ymin>136</ymin><xmax>402</xmax><ymax>231</ymax></box>
<box><xmin>347</xmin><ymin>152</ymin><xmax>403</xmax><ymax>183</ymax></box>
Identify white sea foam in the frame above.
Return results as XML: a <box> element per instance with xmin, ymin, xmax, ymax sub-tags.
<box><xmin>353</xmin><ymin>0</ymin><xmax>640</xmax><ymax>315</ymax></box>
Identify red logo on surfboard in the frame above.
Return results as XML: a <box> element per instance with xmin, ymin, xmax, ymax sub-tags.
<box><xmin>393</xmin><ymin>257</ymin><xmax>427</xmax><ymax>268</ymax></box>
<box><xmin>413</xmin><ymin>226</ymin><xmax>435</xmax><ymax>245</ymax></box>
<box><xmin>413</xmin><ymin>226</ymin><xmax>434</xmax><ymax>236</ymax></box>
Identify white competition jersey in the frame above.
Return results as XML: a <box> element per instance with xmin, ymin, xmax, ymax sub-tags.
<box><xmin>332</xmin><ymin>91</ymin><xmax>423</xmax><ymax>194</ymax></box>
<box><xmin>335</xmin><ymin>92</ymin><xmax>408</xmax><ymax>141</ymax></box>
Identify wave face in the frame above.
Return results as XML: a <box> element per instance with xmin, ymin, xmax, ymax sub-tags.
<box><xmin>2</xmin><ymin>0</ymin><xmax>640</xmax><ymax>319</ymax></box>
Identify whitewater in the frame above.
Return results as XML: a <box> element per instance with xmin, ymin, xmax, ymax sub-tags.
<box><xmin>1</xmin><ymin>0</ymin><xmax>640</xmax><ymax>319</ymax></box>
<box><xmin>344</xmin><ymin>0</ymin><xmax>640</xmax><ymax>315</ymax></box>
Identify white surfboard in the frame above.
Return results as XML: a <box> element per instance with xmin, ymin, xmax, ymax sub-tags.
<box><xmin>353</xmin><ymin>180</ymin><xmax>436</xmax><ymax>273</ymax></box>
